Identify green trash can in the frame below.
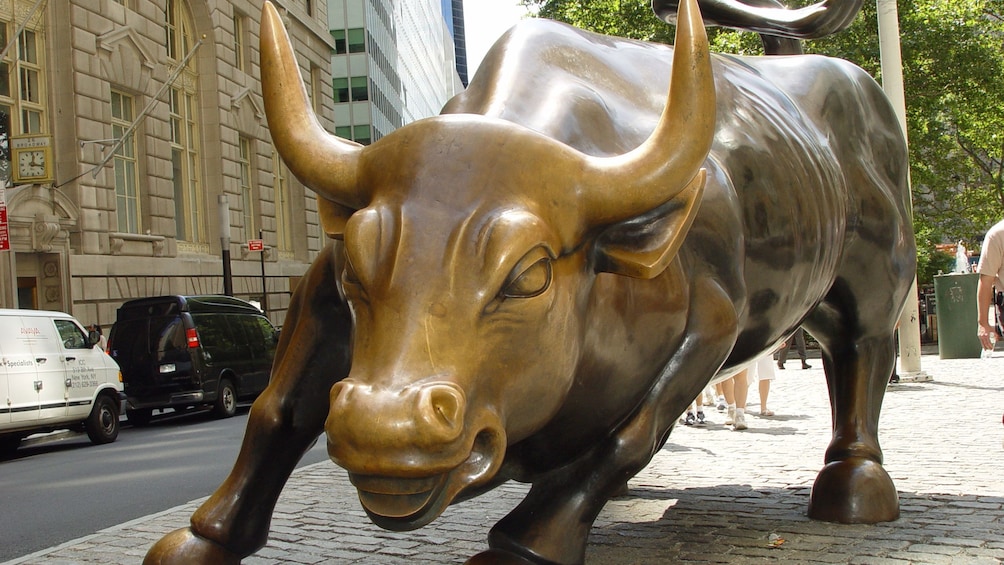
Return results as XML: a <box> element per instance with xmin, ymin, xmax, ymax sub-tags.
<box><xmin>933</xmin><ymin>272</ymin><xmax>982</xmax><ymax>359</ymax></box>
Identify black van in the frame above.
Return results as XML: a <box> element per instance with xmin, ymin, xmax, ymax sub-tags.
<box><xmin>108</xmin><ymin>295</ymin><xmax>278</xmax><ymax>424</ymax></box>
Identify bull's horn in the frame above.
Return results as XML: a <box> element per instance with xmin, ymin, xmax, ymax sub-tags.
<box><xmin>653</xmin><ymin>0</ymin><xmax>863</xmax><ymax>40</ymax></box>
<box><xmin>581</xmin><ymin>0</ymin><xmax>715</xmax><ymax>226</ymax></box>
<box><xmin>260</xmin><ymin>1</ymin><xmax>367</xmax><ymax>209</ymax></box>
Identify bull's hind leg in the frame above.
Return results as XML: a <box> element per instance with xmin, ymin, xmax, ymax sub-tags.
<box><xmin>803</xmin><ymin>279</ymin><xmax>902</xmax><ymax>524</ymax></box>
<box><xmin>144</xmin><ymin>244</ymin><xmax>352</xmax><ymax>564</ymax></box>
<box><xmin>470</xmin><ymin>278</ymin><xmax>738</xmax><ymax>565</ymax></box>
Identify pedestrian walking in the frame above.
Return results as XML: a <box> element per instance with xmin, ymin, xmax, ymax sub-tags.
<box><xmin>777</xmin><ymin>326</ymin><xmax>811</xmax><ymax>369</ymax></box>
<box><xmin>976</xmin><ymin>220</ymin><xmax>1004</xmax><ymax>424</ymax></box>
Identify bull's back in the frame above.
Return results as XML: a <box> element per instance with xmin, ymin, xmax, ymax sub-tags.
<box><xmin>446</xmin><ymin>19</ymin><xmax>910</xmax><ymax>358</ymax></box>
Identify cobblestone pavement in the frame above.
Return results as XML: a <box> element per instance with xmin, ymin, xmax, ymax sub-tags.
<box><xmin>5</xmin><ymin>352</ymin><xmax>1003</xmax><ymax>564</ymax></box>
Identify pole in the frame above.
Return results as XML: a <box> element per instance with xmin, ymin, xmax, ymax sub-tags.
<box><xmin>219</xmin><ymin>195</ymin><xmax>233</xmax><ymax>296</ymax></box>
<box><xmin>877</xmin><ymin>0</ymin><xmax>929</xmax><ymax>381</ymax></box>
<box><xmin>259</xmin><ymin>229</ymin><xmax>268</xmax><ymax>318</ymax></box>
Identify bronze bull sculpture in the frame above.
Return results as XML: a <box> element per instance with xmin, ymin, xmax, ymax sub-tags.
<box><xmin>146</xmin><ymin>0</ymin><xmax>914</xmax><ymax>562</ymax></box>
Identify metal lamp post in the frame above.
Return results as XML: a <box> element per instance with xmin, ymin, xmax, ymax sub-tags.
<box><xmin>219</xmin><ymin>194</ymin><xmax>233</xmax><ymax>296</ymax></box>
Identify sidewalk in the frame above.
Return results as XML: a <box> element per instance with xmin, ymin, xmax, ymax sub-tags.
<box><xmin>6</xmin><ymin>352</ymin><xmax>1003</xmax><ymax>564</ymax></box>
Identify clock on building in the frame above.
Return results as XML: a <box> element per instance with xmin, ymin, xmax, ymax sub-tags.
<box><xmin>11</xmin><ymin>139</ymin><xmax>53</xmax><ymax>183</ymax></box>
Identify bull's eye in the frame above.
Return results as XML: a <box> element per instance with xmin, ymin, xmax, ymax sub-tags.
<box><xmin>502</xmin><ymin>249</ymin><xmax>552</xmax><ymax>299</ymax></box>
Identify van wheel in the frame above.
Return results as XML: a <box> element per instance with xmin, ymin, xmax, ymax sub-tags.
<box><xmin>214</xmin><ymin>380</ymin><xmax>237</xmax><ymax>418</ymax></box>
<box><xmin>86</xmin><ymin>395</ymin><xmax>120</xmax><ymax>445</ymax></box>
<box><xmin>0</xmin><ymin>435</ymin><xmax>23</xmax><ymax>457</ymax></box>
<box><xmin>126</xmin><ymin>408</ymin><xmax>153</xmax><ymax>426</ymax></box>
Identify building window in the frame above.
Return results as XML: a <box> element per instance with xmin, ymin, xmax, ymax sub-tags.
<box><xmin>273</xmin><ymin>151</ymin><xmax>292</xmax><ymax>251</ymax></box>
<box><xmin>333</xmin><ymin>78</ymin><xmax>348</xmax><ymax>103</ymax></box>
<box><xmin>233</xmin><ymin>12</ymin><xmax>247</xmax><ymax>73</ymax></box>
<box><xmin>310</xmin><ymin>65</ymin><xmax>322</xmax><ymax>113</ymax></box>
<box><xmin>239</xmin><ymin>136</ymin><xmax>256</xmax><ymax>241</ymax></box>
<box><xmin>332</xmin><ymin>28</ymin><xmax>364</xmax><ymax>55</ymax></box>
<box><xmin>166</xmin><ymin>0</ymin><xmax>205</xmax><ymax>246</ymax></box>
<box><xmin>112</xmin><ymin>90</ymin><xmax>140</xmax><ymax>233</ymax></box>
<box><xmin>353</xmin><ymin>125</ymin><xmax>371</xmax><ymax>146</ymax></box>
<box><xmin>332</xmin><ymin>76</ymin><xmax>367</xmax><ymax>103</ymax></box>
<box><xmin>331</xmin><ymin>30</ymin><xmax>346</xmax><ymax>55</ymax></box>
<box><xmin>165</xmin><ymin>0</ymin><xmax>179</xmax><ymax>59</ymax></box>
<box><xmin>347</xmin><ymin>28</ymin><xmax>365</xmax><ymax>53</ymax></box>
<box><xmin>0</xmin><ymin>21</ymin><xmax>47</xmax><ymax>137</ymax></box>
<box><xmin>350</xmin><ymin>76</ymin><xmax>367</xmax><ymax>101</ymax></box>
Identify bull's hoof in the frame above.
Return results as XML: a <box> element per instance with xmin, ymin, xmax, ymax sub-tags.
<box><xmin>808</xmin><ymin>457</ymin><xmax>899</xmax><ymax>523</ymax></box>
<box><xmin>465</xmin><ymin>549</ymin><xmax>539</xmax><ymax>565</ymax></box>
<box><xmin>143</xmin><ymin>527</ymin><xmax>242</xmax><ymax>565</ymax></box>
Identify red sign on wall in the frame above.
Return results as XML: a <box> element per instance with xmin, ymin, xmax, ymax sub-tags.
<box><xmin>247</xmin><ymin>239</ymin><xmax>264</xmax><ymax>252</ymax></box>
<box><xmin>0</xmin><ymin>186</ymin><xmax>9</xmax><ymax>251</ymax></box>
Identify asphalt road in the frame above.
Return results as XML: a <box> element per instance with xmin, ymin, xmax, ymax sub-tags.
<box><xmin>0</xmin><ymin>406</ymin><xmax>330</xmax><ymax>561</ymax></box>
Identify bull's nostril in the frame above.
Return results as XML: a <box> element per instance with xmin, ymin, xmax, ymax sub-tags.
<box><xmin>421</xmin><ymin>384</ymin><xmax>466</xmax><ymax>437</ymax></box>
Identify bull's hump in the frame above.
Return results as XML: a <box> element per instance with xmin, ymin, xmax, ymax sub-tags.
<box><xmin>448</xmin><ymin>19</ymin><xmax>674</xmax><ymax>154</ymax></box>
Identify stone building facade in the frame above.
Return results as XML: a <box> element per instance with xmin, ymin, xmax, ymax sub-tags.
<box><xmin>0</xmin><ymin>0</ymin><xmax>335</xmax><ymax>328</ymax></box>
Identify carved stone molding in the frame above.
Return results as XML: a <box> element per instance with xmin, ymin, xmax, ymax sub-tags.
<box><xmin>31</xmin><ymin>218</ymin><xmax>62</xmax><ymax>252</ymax></box>
<box><xmin>97</xmin><ymin>27</ymin><xmax>156</xmax><ymax>93</ymax></box>
<box><xmin>231</xmin><ymin>87</ymin><xmax>265</xmax><ymax>135</ymax></box>
<box><xmin>109</xmin><ymin>232</ymin><xmax>167</xmax><ymax>257</ymax></box>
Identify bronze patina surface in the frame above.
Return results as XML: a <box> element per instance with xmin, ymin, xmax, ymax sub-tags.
<box><xmin>145</xmin><ymin>0</ymin><xmax>914</xmax><ymax>563</ymax></box>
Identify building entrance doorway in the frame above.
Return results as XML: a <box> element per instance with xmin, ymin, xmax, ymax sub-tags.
<box><xmin>17</xmin><ymin>276</ymin><xmax>36</xmax><ymax>308</ymax></box>
<box><xmin>15</xmin><ymin>252</ymin><xmax>64</xmax><ymax>311</ymax></box>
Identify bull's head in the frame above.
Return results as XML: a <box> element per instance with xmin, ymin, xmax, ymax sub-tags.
<box><xmin>260</xmin><ymin>0</ymin><xmax>714</xmax><ymax>531</ymax></box>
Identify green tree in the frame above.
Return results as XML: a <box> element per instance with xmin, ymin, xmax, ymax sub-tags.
<box><xmin>520</xmin><ymin>0</ymin><xmax>1004</xmax><ymax>284</ymax></box>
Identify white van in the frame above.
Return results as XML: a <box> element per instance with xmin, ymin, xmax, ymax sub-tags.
<box><xmin>0</xmin><ymin>309</ymin><xmax>123</xmax><ymax>455</ymax></box>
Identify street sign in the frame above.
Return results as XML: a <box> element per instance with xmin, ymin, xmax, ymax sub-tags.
<box><xmin>248</xmin><ymin>239</ymin><xmax>264</xmax><ymax>251</ymax></box>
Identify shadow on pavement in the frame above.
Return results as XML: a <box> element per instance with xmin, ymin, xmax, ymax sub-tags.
<box><xmin>590</xmin><ymin>484</ymin><xmax>1004</xmax><ymax>563</ymax></box>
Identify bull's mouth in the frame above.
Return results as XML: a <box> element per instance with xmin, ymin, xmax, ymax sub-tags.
<box><xmin>349</xmin><ymin>473</ymin><xmax>448</xmax><ymax>526</ymax></box>
<box><xmin>345</xmin><ymin>429</ymin><xmax>505</xmax><ymax>531</ymax></box>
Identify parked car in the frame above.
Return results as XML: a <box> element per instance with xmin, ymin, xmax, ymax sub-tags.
<box><xmin>108</xmin><ymin>295</ymin><xmax>278</xmax><ymax>424</ymax></box>
<box><xmin>0</xmin><ymin>309</ymin><xmax>123</xmax><ymax>455</ymax></box>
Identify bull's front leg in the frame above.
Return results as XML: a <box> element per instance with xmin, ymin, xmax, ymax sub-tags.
<box><xmin>144</xmin><ymin>246</ymin><xmax>352</xmax><ymax>564</ymax></box>
<box><xmin>472</xmin><ymin>277</ymin><xmax>738</xmax><ymax>565</ymax></box>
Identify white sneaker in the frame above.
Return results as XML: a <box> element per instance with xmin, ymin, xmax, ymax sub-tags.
<box><xmin>725</xmin><ymin>405</ymin><xmax>736</xmax><ymax>425</ymax></box>
<box><xmin>733</xmin><ymin>410</ymin><xmax>748</xmax><ymax>431</ymax></box>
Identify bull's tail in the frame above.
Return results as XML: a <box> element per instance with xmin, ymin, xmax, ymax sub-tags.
<box><xmin>652</xmin><ymin>0</ymin><xmax>863</xmax><ymax>55</ymax></box>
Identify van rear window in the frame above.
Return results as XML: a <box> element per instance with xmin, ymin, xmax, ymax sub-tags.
<box><xmin>111</xmin><ymin>316</ymin><xmax>185</xmax><ymax>358</ymax></box>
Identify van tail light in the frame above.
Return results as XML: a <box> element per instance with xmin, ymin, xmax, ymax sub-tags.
<box><xmin>186</xmin><ymin>328</ymin><xmax>201</xmax><ymax>348</ymax></box>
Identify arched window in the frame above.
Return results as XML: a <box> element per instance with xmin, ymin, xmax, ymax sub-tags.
<box><xmin>166</xmin><ymin>0</ymin><xmax>205</xmax><ymax>249</ymax></box>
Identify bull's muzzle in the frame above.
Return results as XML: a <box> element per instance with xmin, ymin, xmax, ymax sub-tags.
<box><xmin>325</xmin><ymin>379</ymin><xmax>506</xmax><ymax>531</ymax></box>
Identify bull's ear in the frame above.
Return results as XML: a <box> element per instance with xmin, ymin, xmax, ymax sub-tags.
<box><xmin>594</xmin><ymin>169</ymin><xmax>705</xmax><ymax>279</ymax></box>
<box><xmin>318</xmin><ymin>196</ymin><xmax>355</xmax><ymax>240</ymax></box>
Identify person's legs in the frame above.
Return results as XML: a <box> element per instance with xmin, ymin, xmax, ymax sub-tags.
<box><xmin>759</xmin><ymin>379</ymin><xmax>771</xmax><ymax>412</ymax></box>
<box><xmin>732</xmin><ymin>369</ymin><xmax>749</xmax><ymax>430</ymax></box>
<box><xmin>795</xmin><ymin>328</ymin><xmax>811</xmax><ymax>368</ymax></box>
<box><xmin>755</xmin><ymin>354</ymin><xmax>776</xmax><ymax>416</ymax></box>
<box><xmin>720</xmin><ymin>375</ymin><xmax>736</xmax><ymax>424</ymax></box>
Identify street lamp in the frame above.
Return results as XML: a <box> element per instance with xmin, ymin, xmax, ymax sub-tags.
<box><xmin>877</xmin><ymin>0</ymin><xmax>928</xmax><ymax>381</ymax></box>
<box><xmin>219</xmin><ymin>194</ymin><xmax>233</xmax><ymax>296</ymax></box>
